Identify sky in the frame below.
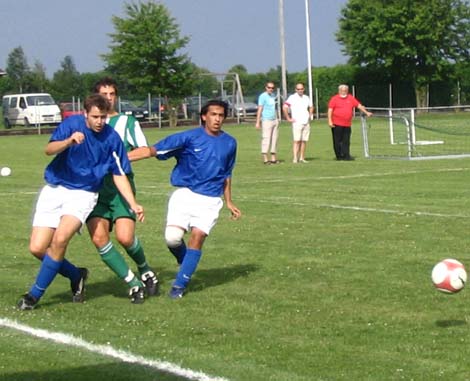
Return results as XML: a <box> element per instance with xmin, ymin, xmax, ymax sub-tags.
<box><xmin>0</xmin><ymin>0</ymin><xmax>348</xmax><ymax>77</ymax></box>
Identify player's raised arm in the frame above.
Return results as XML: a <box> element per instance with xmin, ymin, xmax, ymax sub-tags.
<box><xmin>45</xmin><ymin>132</ymin><xmax>85</xmax><ymax>155</ymax></box>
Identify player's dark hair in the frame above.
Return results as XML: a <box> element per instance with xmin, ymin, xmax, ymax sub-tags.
<box><xmin>93</xmin><ymin>77</ymin><xmax>118</xmax><ymax>95</ymax></box>
<box><xmin>200</xmin><ymin>100</ymin><xmax>228</xmax><ymax>124</ymax></box>
<box><xmin>84</xmin><ymin>94</ymin><xmax>111</xmax><ymax>113</ymax></box>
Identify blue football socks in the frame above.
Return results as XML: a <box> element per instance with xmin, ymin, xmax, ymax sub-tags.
<box><xmin>39</xmin><ymin>255</ymin><xmax>81</xmax><ymax>284</ymax></box>
<box><xmin>29</xmin><ymin>254</ymin><xmax>62</xmax><ymax>300</ymax></box>
<box><xmin>174</xmin><ymin>248</ymin><xmax>201</xmax><ymax>288</ymax></box>
<box><xmin>168</xmin><ymin>240</ymin><xmax>187</xmax><ymax>265</ymax></box>
<box><xmin>59</xmin><ymin>258</ymin><xmax>81</xmax><ymax>284</ymax></box>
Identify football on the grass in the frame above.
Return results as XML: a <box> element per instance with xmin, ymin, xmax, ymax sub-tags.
<box><xmin>431</xmin><ymin>259</ymin><xmax>467</xmax><ymax>293</ymax></box>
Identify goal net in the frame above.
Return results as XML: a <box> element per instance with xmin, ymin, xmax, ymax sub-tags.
<box><xmin>361</xmin><ymin>106</ymin><xmax>470</xmax><ymax>160</ymax></box>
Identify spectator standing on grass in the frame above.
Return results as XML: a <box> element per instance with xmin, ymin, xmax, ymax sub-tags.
<box><xmin>87</xmin><ymin>77</ymin><xmax>159</xmax><ymax>304</ymax></box>
<box><xmin>149</xmin><ymin>100</ymin><xmax>241</xmax><ymax>299</ymax></box>
<box><xmin>256</xmin><ymin>81</ymin><xmax>280</xmax><ymax>165</ymax></box>
<box><xmin>282</xmin><ymin>83</ymin><xmax>314</xmax><ymax>163</ymax></box>
<box><xmin>17</xmin><ymin>94</ymin><xmax>144</xmax><ymax>310</ymax></box>
<box><xmin>328</xmin><ymin>84</ymin><xmax>372</xmax><ymax>161</ymax></box>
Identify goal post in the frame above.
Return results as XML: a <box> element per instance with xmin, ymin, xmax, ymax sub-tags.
<box><xmin>361</xmin><ymin>105</ymin><xmax>470</xmax><ymax>160</ymax></box>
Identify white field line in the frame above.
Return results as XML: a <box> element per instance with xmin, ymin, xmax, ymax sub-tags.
<box><xmin>237</xmin><ymin>166</ymin><xmax>470</xmax><ymax>184</ymax></box>
<box><xmin>247</xmin><ymin>197</ymin><xmax>470</xmax><ymax>219</ymax></box>
<box><xmin>0</xmin><ymin>318</ymin><xmax>229</xmax><ymax>381</ymax></box>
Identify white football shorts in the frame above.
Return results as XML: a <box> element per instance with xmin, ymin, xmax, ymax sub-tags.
<box><xmin>32</xmin><ymin>184</ymin><xmax>99</xmax><ymax>228</ymax></box>
<box><xmin>166</xmin><ymin>187</ymin><xmax>223</xmax><ymax>235</ymax></box>
<box><xmin>292</xmin><ymin>122</ymin><xmax>310</xmax><ymax>141</ymax></box>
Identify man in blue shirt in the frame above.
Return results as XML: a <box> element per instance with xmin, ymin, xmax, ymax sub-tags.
<box><xmin>255</xmin><ymin>81</ymin><xmax>280</xmax><ymax>164</ymax></box>
<box><xmin>17</xmin><ymin>94</ymin><xmax>144</xmax><ymax>310</ymax></box>
<box><xmin>149</xmin><ymin>100</ymin><xmax>241</xmax><ymax>299</ymax></box>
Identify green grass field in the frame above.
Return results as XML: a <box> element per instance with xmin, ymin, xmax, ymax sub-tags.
<box><xmin>1</xmin><ymin>119</ymin><xmax>470</xmax><ymax>380</ymax></box>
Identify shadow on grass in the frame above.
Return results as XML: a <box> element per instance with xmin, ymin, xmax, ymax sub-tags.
<box><xmin>42</xmin><ymin>263</ymin><xmax>259</xmax><ymax>305</ymax></box>
<box><xmin>435</xmin><ymin>320</ymin><xmax>467</xmax><ymax>328</ymax></box>
<box><xmin>190</xmin><ymin>263</ymin><xmax>259</xmax><ymax>293</ymax></box>
<box><xmin>1</xmin><ymin>362</ymin><xmax>197</xmax><ymax>381</ymax></box>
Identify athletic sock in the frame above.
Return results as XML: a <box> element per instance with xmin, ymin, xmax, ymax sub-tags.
<box><xmin>99</xmin><ymin>242</ymin><xmax>142</xmax><ymax>288</ymax></box>
<box><xmin>173</xmin><ymin>248</ymin><xmax>201</xmax><ymax>288</ymax></box>
<box><xmin>125</xmin><ymin>237</ymin><xmax>151</xmax><ymax>275</ymax></box>
<box><xmin>38</xmin><ymin>255</ymin><xmax>80</xmax><ymax>282</ymax></box>
<box><xmin>29</xmin><ymin>254</ymin><xmax>62</xmax><ymax>300</ymax></box>
<box><xmin>168</xmin><ymin>240</ymin><xmax>187</xmax><ymax>265</ymax></box>
<box><xmin>59</xmin><ymin>258</ymin><xmax>81</xmax><ymax>283</ymax></box>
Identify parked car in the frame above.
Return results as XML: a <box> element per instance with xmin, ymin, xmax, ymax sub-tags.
<box><xmin>118</xmin><ymin>100</ymin><xmax>149</xmax><ymax>121</ymax></box>
<box><xmin>142</xmin><ymin>97</ymin><xmax>186</xmax><ymax>119</ymax></box>
<box><xmin>2</xmin><ymin>93</ymin><xmax>62</xmax><ymax>128</ymax></box>
<box><xmin>183</xmin><ymin>96</ymin><xmax>208</xmax><ymax>119</ymax></box>
<box><xmin>59</xmin><ymin>102</ymin><xmax>83</xmax><ymax>120</ymax></box>
<box><xmin>142</xmin><ymin>97</ymin><xmax>167</xmax><ymax>119</ymax></box>
<box><xmin>221</xmin><ymin>96</ymin><xmax>258</xmax><ymax>118</ymax></box>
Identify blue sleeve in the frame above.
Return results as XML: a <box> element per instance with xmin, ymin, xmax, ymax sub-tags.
<box><xmin>49</xmin><ymin>115</ymin><xmax>84</xmax><ymax>142</ymax></box>
<box><xmin>153</xmin><ymin>131</ymin><xmax>188</xmax><ymax>160</ymax></box>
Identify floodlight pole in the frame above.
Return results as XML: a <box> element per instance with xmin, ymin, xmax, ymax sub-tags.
<box><xmin>279</xmin><ymin>0</ymin><xmax>287</xmax><ymax>101</ymax></box>
<box><xmin>304</xmin><ymin>0</ymin><xmax>314</xmax><ymax>112</ymax></box>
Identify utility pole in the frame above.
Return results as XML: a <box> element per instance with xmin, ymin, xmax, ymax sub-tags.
<box><xmin>279</xmin><ymin>0</ymin><xmax>287</xmax><ymax>101</ymax></box>
<box><xmin>305</xmin><ymin>0</ymin><xmax>313</xmax><ymax>112</ymax></box>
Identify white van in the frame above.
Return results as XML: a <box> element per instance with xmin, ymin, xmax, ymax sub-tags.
<box><xmin>2</xmin><ymin>93</ymin><xmax>62</xmax><ymax>128</ymax></box>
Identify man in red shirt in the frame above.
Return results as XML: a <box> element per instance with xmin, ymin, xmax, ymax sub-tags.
<box><xmin>328</xmin><ymin>84</ymin><xmax>372</xmax><ymax>160</ymax></box>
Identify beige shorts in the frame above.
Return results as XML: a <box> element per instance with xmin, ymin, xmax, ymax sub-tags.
<box><xmin>292</xmin><ymin>122</ymin><xmax>310</xmax><ymax>141</ymax></box>
<box><xmin>32</xmin><ymin>184</ymin><xmax>98</xmax><ymax>228</ymax></box>
<box><xmin>166</xmin><ymin>188</ymin><xmax>223</xmax><ymax>235</ymax></box>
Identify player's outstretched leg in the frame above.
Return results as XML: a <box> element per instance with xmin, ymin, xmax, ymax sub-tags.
<box><xmin>98</xmin><ymin>241</ymin><xmax>145</xmax><ymax>304</ymax></box>
<box><xmin>34</xmin><ymin>255</ymin><xmax>89</xmax><ymax>302</ymax></box>
<box><xmin>169</xmin><ymin>248</ymin><xmax>202</xmax><ymax>299</ymax></box>
<box><xmin>125</xmin><ymin>237</ymin><xmax>159</xmax><ymax>296</ymax></box>
<box><xmin>17</xmin><ymin>254</ymin><xmax>62</xmax><ymax>310</ymax></box>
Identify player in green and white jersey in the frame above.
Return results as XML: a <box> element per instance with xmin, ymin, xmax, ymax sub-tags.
<box><xmin>86</xmin><ymin>77</ymin><xmax>159</xmax><ymax>304</ymax></box>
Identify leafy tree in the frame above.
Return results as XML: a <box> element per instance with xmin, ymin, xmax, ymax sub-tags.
<box><xmin>190</xmin><ymin>66</ymin><xmax>220</xmax><ymax>98</ymax></box>
<box><xmin>336</xmin><ymin>0</ymin><xmax>470</xmax><ymax>107</ymax></box>
<box><xmin>103</xmin><ymin>1</ymin><xmax>194</xmax><ymax>100</ymax></box>
<box><xmin>6</xmin><ymin>46</ymin><xmax>30</xmax><ymax>93</ymax></box>
<box><xmin>80</xmin><ymin>71</ymin><xmax>110</xmax><ymax>96</ymax></box>
<box><xmin>51</xmin><ymin>55</ymin><xmax>84</xmax><ymax>101</ymax></box>
<box><xmin>27</xmin><ymin>60</ymin><xmax>50</xmax><ymax>93</ymax></box>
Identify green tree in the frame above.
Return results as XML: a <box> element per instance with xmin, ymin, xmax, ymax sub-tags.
<box><xmin>6</xmin><ymin>46</ymin><xmax>30</xmax><ymax>93</ymax></box>
<box><xmin>51</xmin><ymin>55</ymin><xmax>84</xmax><ymax>101</ymax></box>
<box><xmin>336</xmin><ymin>0</ymin><xmax>470</xmax><ymax>107</ymax></box>
<box><xmin>27</xmin><ymin>60</ymin><xmax>50</xmax><ymax>93</ymax></box>
<box><xmin>80</xmin><ymin>71</ymin><xmax>110</xmax><ymax>96</ymax></box>
<box><xmin>103</xmin><ymin>1</ymin><xmax>194</xmax><ymax>100</ymax></box>
<box><xmin>191</xmin><ymin>66</ymin><xmax>220</xmax><ymax>98</ymax></box>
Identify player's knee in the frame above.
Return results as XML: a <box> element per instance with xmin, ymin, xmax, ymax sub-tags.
<box><xmin>29</xmin><ymin>242</ymin><xmax>46</xmax><ymax>259</ymax></box>
<box><xmin>165</xmin><ymin>226</ymin><xmax>185</xmax><ymax>248</ymax></box>
<box><xmin>91</xmin><ymin>234</ymin><xmax>107</xmax><ymax>248</ymax></box>
<box><xmin>116</xmin><ymin>234</ymin><xmax>134</xmax><ymax>248</ymax></box>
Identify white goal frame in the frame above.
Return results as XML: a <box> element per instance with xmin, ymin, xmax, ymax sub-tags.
<box><xmin>361</xmin><ymin>105</ymin><xmax>470</xmax><ymax>160</ymax></box>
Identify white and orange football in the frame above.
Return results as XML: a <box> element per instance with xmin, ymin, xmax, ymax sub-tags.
<box><xmin>431</xmin><ymin>259</ymin><xmax>467</xmax><ymax>294</ymax></box>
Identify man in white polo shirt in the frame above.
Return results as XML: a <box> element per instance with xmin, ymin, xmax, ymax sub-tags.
<box><xmin>283</xmin><ymin>83</ymin><xmax>314</xmax><ymax>163</ymax></box>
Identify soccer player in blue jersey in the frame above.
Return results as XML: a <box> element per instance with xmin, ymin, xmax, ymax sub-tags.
<box><xmin>17</xmin><ymin>94</ymin><xmax>144</xmax><ymax>310</ymax></box>
<box><xmin>149</xmin><ymin>99</ymin><xmax>241</xmax><ymax>299</ymax></box>
<box><xmin>86</xmin><ymin>77</ymin><xmax>159</xmax><ymax>304</ymax></box>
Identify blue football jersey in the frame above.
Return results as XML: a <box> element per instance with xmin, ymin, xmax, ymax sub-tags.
<box><xmin>154</xmin><ymin>127</ymin><xmax>237</xmax><ymax>197</ymax></box>
<box><xmin>44</xmin><ymin>115</ymin><xmax>131</xmax><ymax>192</ymax></box>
